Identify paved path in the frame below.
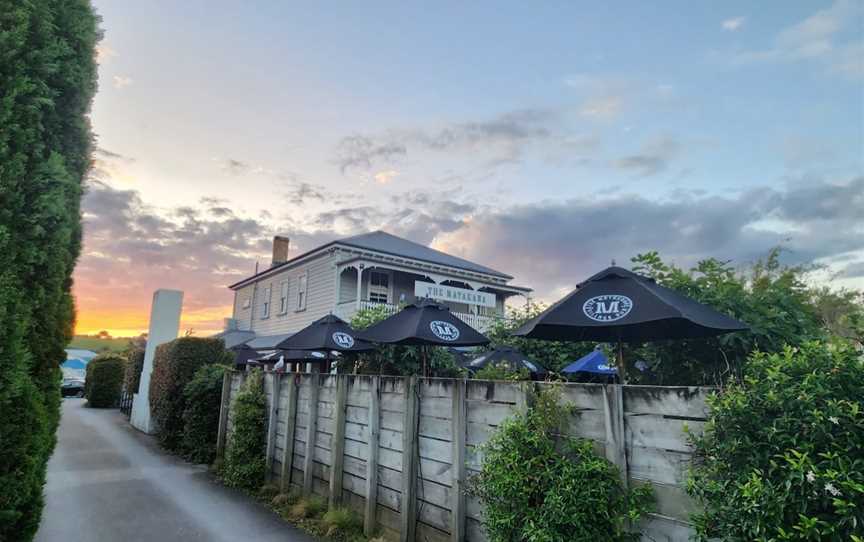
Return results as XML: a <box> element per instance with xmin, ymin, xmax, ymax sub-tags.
<box><xmin>36</xmin><ymin>399</ymin><xmax>315</xmax><ymax>542</ymax></box>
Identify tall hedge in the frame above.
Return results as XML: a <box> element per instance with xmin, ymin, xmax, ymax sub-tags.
<box><xmin>181</xmin><ymin>364</ymin><xmax>228</xmax><ymax>464</ymax></box>
<box><xmin>84</xmin><ymin>355</ymin><xmax>125</xmax><ymax>408</ymax></box>
<box><xmin>124</xmin><ymin>347</ymin><xmax>145</xmax><ymax>393</ymax></box>
<box><xmin>149</xmin><ymin>337</ymin><xmax>232</xmax><ymax>452</ymax></box>
<box><xmin>221</xmin><ymin>369</ymin><xmax>267</xmax><ymax>489</ymax></box>
<box><xmin>0</xmin><ymin>1</ymin><xmax>99</xmax><ymax>539</ymax></box>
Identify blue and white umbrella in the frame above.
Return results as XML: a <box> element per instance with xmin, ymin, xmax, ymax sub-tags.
<box><xmin>561</xmin><ymin>349</ymin><xmax>617</xmax><ymax>375</ymax></box>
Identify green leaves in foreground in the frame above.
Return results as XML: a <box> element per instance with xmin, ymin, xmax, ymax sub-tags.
<box><xmin>688</xmin><ymin>341</ymin><xmax>864</xmax><ymax>541</ymax></box>
<box><xmin>468</xmin><ymin>387</ymin><xmax>653</xmax><ymax>542</ymax></box>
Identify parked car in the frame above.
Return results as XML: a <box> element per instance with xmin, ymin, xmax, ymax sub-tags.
<box><xmin>61</xmin><ymin>377</ymin><xmax>85</xmax><ymax>398</ymax></box>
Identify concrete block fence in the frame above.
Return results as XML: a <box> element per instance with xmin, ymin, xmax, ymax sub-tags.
<box><xmin>216</xmin><ymin>371</ymin><xmax>712</xmax><ymax>542</ymax></box>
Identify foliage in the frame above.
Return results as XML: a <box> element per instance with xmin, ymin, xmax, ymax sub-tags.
<box><xmin>687</xmin><ymin>341</ymin><xmax>864</xmax><ymax>541</ymax></box>
<box><xmin>181</xmin><ymin>364</ymin><xmax>228</xmax><ymax>464</ymax></box>
<box><xmin>84</xmin><ymin>355</ymin><xmax>126</xmax><ymax>408</ymax></box>
<box><xmin>149</xmin><ymin>337</ymin><xmax>232</xmax><ymax>452</ymax></box>
<box><xmin>484</xmin><ymin>302</ymin><xmax>597</xmax><ymax>373</ymax></box>
<box><xmin>221</xmin><ymin>369</ymin><xmax>267</xmax><ymax>489</ymax></box>
<box><xmin>627</xmin><ymin>249</ymin><xmax>860</xmax><ymax>385</ymax></box>
<box><xmin>68</xmin><ymin>335</ymin><xmax>133</xmax><ymax>353</ymax></box>
<box><xmin>350</xmin><ymin>306</ymin><xmax>467</xmax><ymax>377</ymax></box>
<box><xmin>322</xmin><ymin>507</ymin><xmax>363</xmax><ymax>540</ymax></box>
<box><xmin>473</xmin><ymin>362</ymin><xmax>531</xmax><ymax>381</ymax></box>
<box><xmin>124</xmin><ymin>347</ymin><xmax>145</xmax><ymax>394</ymax></box>
<box><xmin>469</xmin><ymin>386</ymin><xmax>653</xmax><ymax>541</ymax></box>
<box><xmin>0</xmin><ymin>0</ymin><xmax>99</xmax><ymax>537</ymax></box>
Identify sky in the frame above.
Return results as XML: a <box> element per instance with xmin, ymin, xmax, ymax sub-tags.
<box><xmin>76</xmin><ymin>0</ymin><xmax>864</xmax><ymax>336</ymax></box>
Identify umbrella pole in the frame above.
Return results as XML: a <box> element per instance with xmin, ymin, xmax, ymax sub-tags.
<box><xmin>617</xmin><ymin>340</ymin><xmax>628</xmax><ymax>384</ymax></box>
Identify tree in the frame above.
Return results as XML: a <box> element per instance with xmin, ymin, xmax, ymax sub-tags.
<box><xmin>0</xmin><ymin>1</ymin><xmax>99</xmax><ymax>538</ymax></box>
<box><xmin>350</xmin><ymin>306</ymin><xmax>465</xmax><ymax>377</ymax></box>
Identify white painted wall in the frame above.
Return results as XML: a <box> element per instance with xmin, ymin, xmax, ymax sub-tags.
<box><xmin>130</xmin><ymin>289</ymin><xmax>183</xmax><ymax>434</ymax></box>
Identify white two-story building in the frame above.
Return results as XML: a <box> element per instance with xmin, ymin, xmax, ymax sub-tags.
<box><xmin>222</xmin><ymin>231</ymin><xmax>531</xmax><ymax>346</ymax></box>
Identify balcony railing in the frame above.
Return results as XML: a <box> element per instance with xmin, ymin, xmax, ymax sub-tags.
<box><xmin>334</xmin><ymin>300</ymin><xmax>497</xmax><ymax>332</ymax></box>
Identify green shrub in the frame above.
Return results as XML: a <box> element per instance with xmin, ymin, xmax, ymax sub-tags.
<box><xmin>468</xmin><ymin>386</ymin><xmax>653</xmax><ymax>541</ymax></box>
<box><xmin>181</xmin><ymin>364</ymin><xmax>228</xmax><ymax>464</ymax></box>
<box><xmin>84</xmin><ymin>355</ymin><xmax>126</xmax><ymax>408</ymax></box>
<box><xmin>287</xmin><ymin>495</ymin><xmax>327</xmax><ymax>520</ymax></box>
<box><xmin>221</xmin><ymin>369</ymin><xmax>267</xmax><ymax>489</ymax></box>
<box><xmin>149</xmin><ymin>337</ymin><xmax>232</xmax><ymax>452</ymax></box>
<box><xmin>473</xmin><ymin>362</ymin><xmax>531</xmax><ymax>381</ymax></box>
<box><xmin>322</xmin><ymin>506</ymin><xmax>363</xmax><ymax>540</ymax></box>
<box><xmin>124</xmin><ymin>347</ymin><xmax>145</xmax><ymax>394</ymax></box>
<box><xmin>688</xmin><ymin>341</ymin><xmax>864</xmax><ymax>541</ymax></box>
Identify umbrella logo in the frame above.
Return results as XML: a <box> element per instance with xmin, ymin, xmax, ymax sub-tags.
<box><xmin>583</xmin><ymin>294</ymin><xmax>633</xmax><ymax>322</ymax></box>
<box><xmin>430</xmin><ymin>320</ymin><xmax>460</xmax><ymax>341</ymax></box>
<box><xmin>332</xmin><ymin>332</ymin><xmax>355</xmax><ymax>349</ymax></box>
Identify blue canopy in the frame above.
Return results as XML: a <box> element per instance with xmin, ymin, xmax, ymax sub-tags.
<box><xmin>561</xmin><ymin>350</ymin><xmax>617</xmax><ymax>375</ymax></box>
<box><xmin>61</xmin><ymin>358</ymin><xmax>88</xmax><ymax>370</ymax></box>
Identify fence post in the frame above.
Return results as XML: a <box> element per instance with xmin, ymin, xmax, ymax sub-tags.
<box><xmin>450</xmin><ymin>379</ymin><xmax>467</xmax><ymax>542</ymax></box>
<box><xmin>303</xmin><ymin>374</ymin><xmax>320</xmax><ymax>495</ymax></box>
<box><xmin>400</xmin><ymin>376</ymin><xmax>419</xmax><ymax>542</ymax></box>
<box><xmin>280</xmin><ymin>374</ymin><xmax>299</xmax><ymax>492</ymax></box>
<box><xmin>265</xmin><ymin>372</ymin><xmax>282</xmax><ymax>482</ymax></box>
<box><xmin>216</xmin><ymin>370</ymin><xmax>232</xmax><ymax>458</ymax></box>
<box><xmin>364</xmin><ymin>376</ymin><xmax>381</xmax><ymax>536</ymax></box>
<box><xmin>329</xmin><ymin>375</ymin><xmax>348</xmax><ymax>507</ymax></box>
<box><xmin>602</xmin><ymin>384</ymin><xmax>628</xmax><ymax>488</ymax></box>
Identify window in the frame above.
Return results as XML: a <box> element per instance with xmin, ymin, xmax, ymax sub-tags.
<box><xmin>296</xmin><ymin>273</ymin><xmax>307</xmax><ymax>311</ymax></box>
<box><xmin>279</xmin><ymin>280</ymin><xmax>289</xmax><ymax>314</ymax></box>
<box><xmin>261</xmin><ymin>286</ymin><xmax>271</xmax><ymax>318</ymax></box>
<box><xmin>241</xmin><ymin>297</ymin><xmax>251</xmax><ymax>309</ymax></box>
<box><xmin>368</xmin><ymin>271</ymin><xmax>390</xmax><ymax>304</ymax></box>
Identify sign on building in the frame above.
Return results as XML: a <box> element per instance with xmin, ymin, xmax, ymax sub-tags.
<box><xmin>414</xmin><ymin>281</ymin><xmax>496</xmax><ymax>308</ymax></box>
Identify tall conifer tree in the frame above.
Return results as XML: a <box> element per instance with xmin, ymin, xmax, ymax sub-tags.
<box><xmin>0</xmin><ymin>2</ymin><xmax>99</xmax><ymax>538</ymax></box>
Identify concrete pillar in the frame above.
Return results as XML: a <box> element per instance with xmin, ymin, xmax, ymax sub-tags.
<box><xmin>131</xmin><ymin>289</ymin><xmax>183</xmax><ymax>434</ymax></box>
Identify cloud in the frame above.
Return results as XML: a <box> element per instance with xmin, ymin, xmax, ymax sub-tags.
<box><xmin>112</xmin><ymin>75</ymin><xmax>133</xmax><ymax>89</ymax></box>
<box><xmin>725</xmin><ymin>0</ymin><xmax>863</xmax><ymax>78</ymax></box>
<box><xmin>722</xmin><ymin>17</ymin><xmax>746</xmax><ymax>31</ymax></box>
<box><xmin>433</xmin><ymin>177</ymin><xmax>864</xmax><ymax>300</ymax></box>
<box><xmin>373</xmin><ymin>170</ymin><xmax>400</xmax><ymax>184</ymax></box>
<box><xmin>578</xmin><ymin>96</ymin><xmax>624</xmax><ymax>119</ymax></box>
<box><xmin>333</xmin><ymin>109</ymin><xmax>569</xmax><ymax>172</ymax></box>
<box><xmin>95</xmin><ymin>43</ymin><xmax>117</xmax><ymax>63</ymax></box>
<box><xmin>612</xmin><ymin>136</ymin><xmax>680</xmax><ymax>177</ymax></box>
<box><xmin>334</xmin><ymin>135</ymin><xmax>407</xmax><ymax>173</ymax></box>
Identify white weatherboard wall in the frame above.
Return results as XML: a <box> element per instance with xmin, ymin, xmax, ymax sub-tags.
<box><xmin>131</xmin><ymin>289</ymin><xmax>183</xmax><ymax>434</ymax></box>
<box><xmin>220</xmin><ymin>373</ymin><xmax>711</xmax><ymax>542</ymax></box>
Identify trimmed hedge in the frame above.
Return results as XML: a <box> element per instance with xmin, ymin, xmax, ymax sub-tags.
<box><xmin>221</xmin><ymin>369</ymin><xmax>267</xmax><ymax>489</ymax></box>
<box><xmin>124</xmin><ymin>348</ymin><xmax>145</xmax><ymax>394</ymax></box>
<box><xmin>181</xmin><ymin>364</ymin><xmax>228</xmax><ymax>464</ymax></box>
<box><xmin>149</xmin><ymin>337</ymin><xmax>232</xmax><ymax>452</ymax></box>
<box><xmin>85</xmin><ymin>355</ymin><xmax>126</xmax><ymax>408</ymax></box>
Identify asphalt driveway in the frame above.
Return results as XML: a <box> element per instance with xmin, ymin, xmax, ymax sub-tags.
<box><xmin>36</xmin><ymin>399</ymin><xmax>314</xmax><ymax>542</ymax></box>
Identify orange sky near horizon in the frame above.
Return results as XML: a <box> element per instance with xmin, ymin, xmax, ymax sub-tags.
<box><xmin>74</xmin><ymin>299</ymin><xmax>233</xmax><ymax>338</ymax></box>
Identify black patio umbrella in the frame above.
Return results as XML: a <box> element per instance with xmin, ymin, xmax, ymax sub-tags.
<box><xmin>275</xmin><ymin>314</ymin><xmax>375</xmax><ymax>353</ymax></box>
<box><xmin>514</xmin><ymin>266</ymin><xmax>748</xmax><ymax>381</ymax></box>
<box><xmin>465</xmin><ymin>346</ymin><xmax>548</xmax><ymax>376</ymax></box>
<box><xmin>358</xmin><ymin>299</ymin><xmax>490</xmax><ymax>375</ymax></box>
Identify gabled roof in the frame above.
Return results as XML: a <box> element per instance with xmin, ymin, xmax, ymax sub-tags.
<box><xmin>337</xmin><ymin>231</ymin><xmax>511</xmax><ymax>279</ymax></box>
<box><xmin>229</xmin><ymin>230</ymin><xmax>512</xmax><ymax>289</ymax></box>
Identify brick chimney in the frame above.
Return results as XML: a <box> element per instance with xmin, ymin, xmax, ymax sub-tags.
<box><xmin>272</xmin><ymin>236</ymin><xmax>290</xmax><ymax>267</ymax></box>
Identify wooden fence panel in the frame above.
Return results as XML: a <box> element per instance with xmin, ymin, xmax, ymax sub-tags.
<box><xmin>230</xmin><ymin>373</ymin><xmax>715</xmax><ymax>542</ymax></box>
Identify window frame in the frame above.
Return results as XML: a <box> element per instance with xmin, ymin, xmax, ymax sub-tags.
<box><xmin>367</xmin><ymin>269</ymin><xmax>392</xmax><ymax>305</ymax></box>
<box><xmin>295</xmin><ymin>271</ymin><xmax>308</xmax><ymax>312</ymax></box>
<box><xmin>261</xmin><ymin>285</ymin><xmax>271</xmax><ymax>319</ymax></box>
<box><xmin>279</xmin><ymin>280</ymin><xmax>289</xmax><ymax>315</ymax></box>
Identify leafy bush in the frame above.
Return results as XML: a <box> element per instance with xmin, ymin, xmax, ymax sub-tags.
<box><xmin>287</xmin><ymin>495</ymin><xmax>327</xmax><ymax>520</ymax></box>
<box><xmin>221</xmin><ymin>369</ymin><xmax>267</xmax><ymax>489</ymax></box>
<box><xmin>181</xmin><ymin>364</ymin><xmax>228</xmax><ymax>464</ymax></box>
<box><xmin>124</xmin><ymin>347</ymin><xmax>145</xmax><ymax>394</ymax></box>
<box><xmin>84</xmin><ymin>355</ymin><xmax>126</xmax><ymax>408</ymax></box>
<box><xmin>322</xmin><ymin>506</ymin><xmax>363</xmax><ymax>540</ymax></box>
<box><xmin>149</xmin><ymin>337</ymin><xmax>232</xmax><ymax>452</ymax></box>
<box><xmin>469</xmin><ymin>386</ymin><xmax>653</xmax><ymax>541</ymax></box>
<box><xmin>688</xmin><ymin>341</ymin><xmax>864</xmax><ymax>541</ymax></box>
<box><xmin>473</xmin><ymin>362</ymin><xmax>531</xmax><ymax>381</ymax></box>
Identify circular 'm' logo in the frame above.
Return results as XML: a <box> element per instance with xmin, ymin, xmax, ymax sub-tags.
<box><xmin>332</xmin><ymin>332</ymin><xmax>355</xmax><ymax>349</ymax></box>
<box><xmin>430</xmin><ymin>320</ymin><xmax>460</xmax><ymax>341</ymax></box>
<box><xmin>583</xmin><ymin>295</ymin><xmax>633</xmax><ymax>322</ymax></box>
